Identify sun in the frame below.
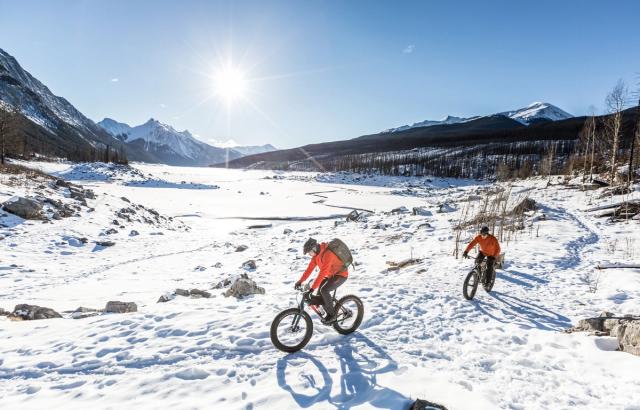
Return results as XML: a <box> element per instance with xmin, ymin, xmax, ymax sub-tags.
<box><xmin>213</xmin><ymin>66</ymin><xmax>247</xmax><ymax>103</ymax></box>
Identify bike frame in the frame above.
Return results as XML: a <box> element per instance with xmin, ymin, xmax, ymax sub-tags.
<box><xmin>290</xmin><ymin>287</ymin><xmax>339</xmax><ymax>330</ymax></box>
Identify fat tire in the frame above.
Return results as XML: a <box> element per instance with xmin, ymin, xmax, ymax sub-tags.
<box><xmin>270</xmin><ymin>308</ymin><xmax>313</xmax><ymax>353</ymax></box>
<box><xmin>463</xmin><ymin>270</ymin><xmax>479</xmax><ymax>300</ymax></box>
<box><xmin>332</xmin><ymin>295</ymin><xmax>364</xmax><ymax>335</ymax></box>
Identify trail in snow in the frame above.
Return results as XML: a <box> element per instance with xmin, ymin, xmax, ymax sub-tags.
<box><xmin>0</xmin><ymin>164</ymin><xmax>639</xmax><ymax>410</ymax></box>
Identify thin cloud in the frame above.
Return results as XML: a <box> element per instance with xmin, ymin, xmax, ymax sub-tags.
<box><xmin>110</xmin><ymin>78</ymin><xmax>119</xmax><ymax>82</ymax></box>
<box><xmin>159</xmin><ymin>103</ymin><xmax>167</xmax><ymax>109</ymax></box>
<box><xmin>403</xmin><ymin>45</ymin><xmax>415</xmax><ymax>54</ymax></box>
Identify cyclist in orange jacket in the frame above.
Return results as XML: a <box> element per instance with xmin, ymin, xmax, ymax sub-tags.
<box><xmin>295</xmin><ymin>238</ymin><xmax>348</xmax><ymax>324</ymax></box>
<box><xmin>463</xmin><ymin>226</ymin><xmax>501</xmax><ymax>284</ymax></box>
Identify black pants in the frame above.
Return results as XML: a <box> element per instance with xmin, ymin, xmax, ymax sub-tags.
<box><xmin>319</xmin><ymin>275</ymin><xmax>347</xmax><ymax>317</ymax></box>
<box><xmin>475</xmin><ymin>251</ymin><xmax>495</xmax><ymax>283</ymax></box>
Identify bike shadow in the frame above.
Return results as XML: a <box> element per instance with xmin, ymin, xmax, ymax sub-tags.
<box><xmin>473</xmin><ymin>291</ymin><xmax>571</xmax><ymax>331</ymax></box>
<box><xmin>276</xmin><ymin>333</ymin><xmax>411</xmax><ymax>409</ymax></box>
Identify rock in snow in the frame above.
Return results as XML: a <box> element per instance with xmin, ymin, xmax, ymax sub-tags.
<box><xmin>2</xmin><ymin>196</ymin><xmax>43</xmax><ymax>219</ymax></box>
<box><xmin>9</xmin><ymin>304</ymin><xmax>62</xmax><ymax>320</ymax></box>
<box><xmin>105</xmin><ymin>301</ymin><xmax>137</xmax><ymax>313</ymax></box>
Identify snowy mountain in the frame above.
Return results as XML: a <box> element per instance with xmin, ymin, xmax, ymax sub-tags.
<box><xmin>498</xmin><ymin>102</ymin><xmax>573</xmax><ymax>125</ymax></box>
<box><xmin>385</xmin><ymin>115</ymin><xmax>478</xmax><ymax>133</ymax></box>
<box><xmin>0</xmin><ymin>47</ymin><xmax>122</xmax><ymax>151</ymax></box>
<box><xmin>98</xmin><ymin>118</ymin><xmax>243</xmax><ymax>166</ymax></box>
<box><xmin>222</xmin><ymin>144</ymin><xmax>277</xmax><ymax>156</ymax></box>
<box><xmin>386</xmin><ymin>102</ymin><xmax>573</xmax><ymax>133</ymax></box>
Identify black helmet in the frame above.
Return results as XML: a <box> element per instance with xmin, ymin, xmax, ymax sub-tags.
<box><xmin>480</xmin><ymin>226</ymin><xmax>490</xmax><ymax>235</ymax></box>
<box><xmin>303</xmin><ymin>238</ymin><xmax>319</xmax><ymax>254</ymax></box>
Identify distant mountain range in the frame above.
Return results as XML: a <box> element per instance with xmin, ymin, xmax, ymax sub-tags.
<box><xmin>220</xmin><ymin>101</ymin><xmax>587</xmax><ymax>170</ymax></box>
<box><xmin>0</xmin><ymin>47</ymin><xmax>275</xmax><ymax>166</ymax></box>
<box><xmin>384</xmin><ymin>102</ymin><xmax>573</xmax><ymax>132</ymax></box>
<box><xmin>97</xmin><ymin>117</ymin><xmax>276</xmax><ymax>166</ymax></box>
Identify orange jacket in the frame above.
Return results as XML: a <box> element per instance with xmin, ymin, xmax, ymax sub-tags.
<box><xmin>298</xmin><ymin>243</ymin><xmax>348</xmax><ymax>289</ymax></box>
<box><xmin>465</xmin><ymin>234</ymin><xmax>501</xmax><ymax>258</ymax></box>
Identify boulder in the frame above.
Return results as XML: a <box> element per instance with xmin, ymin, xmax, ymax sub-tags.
<box><xmin>512</xmin><ymin>198</ymin><xmax>537</xmax><ymax>214</ymax></box>
<box><xmin>242</xmin><ymin>260</ymin><xmax>257</xmax><ymax>270</ymax></box>
<box><xmin>55</xmin><ymin>179</ymin><xmax>71</xmax><ymax>188</ymax></box>
<box><xmin>0</xmin><ymin>308</ymin><xmax>10</xmax><ymax>316</ymax></box>
<box><xmin>391</xmin><ymin>206</ymin><xmax>409</xmax><ymax>214</ymax></box>
<box><xmin>71</xmin><ymin>307</ymin><xmax>101</xmax><ymax>319</ymax></box>
<box><xmin>190</xmin><ymin>289</ymin><xmax>211</xmax><ymax>298</ymax></box>
<box><xmin>437</xmin><ymin>203</ymin><xmax>456</xmax><ymax>213</ymax></box>
<box><xmin>283</xmin><ymin>228</ymin><xmax>293</xmax><ymax>235</ymax></box>
<box><xmin>411</xmin><ymin>399</ymin><xmax>448</xmax><ymax>410</ymax></box>
<box><xmin>223</xmin><ymin>277</ymin><xmax>265</xmax><ymax>298</ymax></box>
<box><xmin>105</xmin><ymin>301</ymin><xmax>137</xmax><ymax>313</ymax></box>
<box><xmin>175</xmin><ymin>288</ymin><xmax>190</xmax><ymax>297</ymax></box>
<box><xmin>10</xmin><ymin>304</ymin><xmax>62</xmax><ymax>320</ymax></box>
<box><xmin>2</xmin><ymin>196</ymin><xmax>43</xmax><ymax>219</ymax></box>
<box><xmin>96</xmin><ymin>241</ymin><xmax>116</xmax><ymax>247</ymax></box>
<box><xmin>157</xmin><ymin>293</ymin><xmax>176</xmax><ymax>303</ymax></box>
<box><xmin>104</xmin><ymin>228</ymin><xmax>118</xmax><ymax>235</ymax></box>
<box><xmin>619</xmin><ymin>321</ymin><xmax>640</xmax><ymax>356</ymax></box>
<box><xmin>129</xmin><ymin>230</ymin><xmax>139</xmax><ymax>236</ymax></box>
<box><xmin>235</xmin><ymin>245</ymin><xmax>248</xmax><ymax>252</ymax></box>
<box><xmin>412</xmin><ymin>207</ymin><xmax>432</xmax><ymax>216</ymax></box>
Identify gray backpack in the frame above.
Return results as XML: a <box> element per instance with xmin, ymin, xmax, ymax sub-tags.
<box><xmin>326</xmin><ymin>238</ymin><xmax>353</xmax><ymax>271</ymax></box>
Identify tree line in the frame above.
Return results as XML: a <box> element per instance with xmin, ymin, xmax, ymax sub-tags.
<box><xmin>0</xmin><ymin>104</ymin><xmax>128</xmax><ymax>165</ymax></box>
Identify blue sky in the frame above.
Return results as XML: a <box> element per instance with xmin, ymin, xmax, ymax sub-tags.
<box><xmin>1</xmin><ymin>0</ymin><xmax>639</xmax><ymax>148</ymax></box>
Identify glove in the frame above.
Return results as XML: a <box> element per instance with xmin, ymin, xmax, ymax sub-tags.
<box><xmin>462</xmin><ymin>251</ymin><xmax>469</xmax><ymax>259</ymax></box>
<box><xmin>303</xmin><ymin>290</ymin><xmax>313</xmax><ymax>302</ymax></box>
<box><xmin>294</xmin><ymin>281</ymin><xmax>302</xmax><ymax>291</ymax></box>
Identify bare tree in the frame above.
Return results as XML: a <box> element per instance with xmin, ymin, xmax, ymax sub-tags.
<box><xmin>580</xmin><ymin>106</ymin><xmax>597</xmax><ymax>183</ymax></box>
<box><xmin>605</xmin><ymin>79</ymin><xmax>629</xmax><ymax>184</ymax></box>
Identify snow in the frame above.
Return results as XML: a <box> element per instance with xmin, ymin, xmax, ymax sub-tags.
<box><xmin>499</xmin><ymin>102</ymin><xmax>573</xmax><ymax>125</ymax></box>
<box><xmin>1</xmin><ymin>162</ymin><xmax>639</xmax><ymax>409</ymax></box>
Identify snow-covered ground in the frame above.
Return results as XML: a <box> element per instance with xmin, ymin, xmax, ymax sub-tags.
<box><xmin>1</xmin><ymin>162</ymin><xmax>639</xmax><ymax>409</ymax></box>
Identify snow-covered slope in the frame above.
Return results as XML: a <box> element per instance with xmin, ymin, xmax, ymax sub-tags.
<box><xmin>498</xmin><ymin>101</ymin><xmax>573</xmax><ymax>125</ymax></box>
<box><xmin>386</xmin><ymin>102</ymin><xmax>573</xmax><ymax>133</ymax></box>
<box><xmin>385</xmin><ymin>115</ymin><xmax>478</xmax><ymax>133</ymax></box>
<box><xmin>0</xmin><ymin>48</ymin><xmax>116</xmax><ymax>145</ymax></box>
<box><xmin>98</xmin><ymin>118</ymin><xmax>243</xmax><ymax>166</ymax></box>
<box><xmin>227</xmin><ymin>144</ymin><xmax>277</xmax><ymax>156</ymax></box>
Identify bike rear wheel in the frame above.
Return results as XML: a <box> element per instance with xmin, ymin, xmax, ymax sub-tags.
<box><xmin>463</xmin><ymin>270</ymin><xmax>479</xmax><ymax>300</ymax></box>
<box><xmin>332</xmin><ymin>295</ymin><xmax>364</xmax><ymax>335</ymax></box>
<box><xmin>270</xmin><ymin>308</ymin><xmax>313</xmax><ymax>353</ymax></box>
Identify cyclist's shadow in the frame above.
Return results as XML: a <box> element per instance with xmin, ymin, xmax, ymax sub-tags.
<box><xmin>276</xmin><ymin>333</ymin><xmax>410</xmax><ymax>409</ymax></box>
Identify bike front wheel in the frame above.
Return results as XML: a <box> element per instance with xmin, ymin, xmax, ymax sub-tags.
<box><xmin>332</xmin><ymin>295</ymin><xmax>364</xmax><ymax>335</ymax></box>
<box><xmin>270</xmin><ymin>308</ymin><xmax>313</xmax><ymax>353</ymax></box>
<box><xmin>463</xmin><ymin>270</ymin><xmax>479</xmax><ymax>300</ymax></box>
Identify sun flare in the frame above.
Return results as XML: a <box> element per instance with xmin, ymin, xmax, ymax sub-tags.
<box><xmin>213</xmin><ymin>66</ymin><xmax>247</xmax><ymax>103</ymax></box>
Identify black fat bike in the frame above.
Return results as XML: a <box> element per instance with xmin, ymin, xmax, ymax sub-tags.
<box><xmin>462</xmin><ymin>255</ymin><xmax>496</xmax><ymax>300</ymax></box>
<box><xmin>270</xmin><ymin>283</ymin><xmax>364</xmax><ymax>353</ymax></box>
